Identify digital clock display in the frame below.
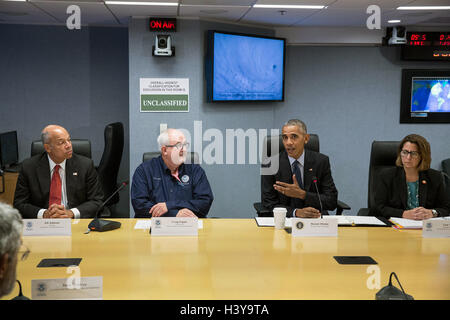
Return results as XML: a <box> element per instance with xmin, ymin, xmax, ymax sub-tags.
<box><xmin>407</xmin><ymin>32</ymin><xmax>450</xmax><ymax>47</ymax></box>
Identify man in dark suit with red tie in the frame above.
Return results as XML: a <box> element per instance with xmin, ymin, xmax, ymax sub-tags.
<box><xmin>13</xmin><ymin>125</ymin><xmax>103</xmax><ymax>219</ymax></box>
<box><xmin>261</xmin><ymin>119</ymin><xmax>338</xmax><ymax>218</ymax></box>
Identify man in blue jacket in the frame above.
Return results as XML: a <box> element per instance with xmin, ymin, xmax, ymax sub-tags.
<box><xmin>131</xmin><ymin>129</ymin><xmax>214</xmax><ymax>218</ymax></box>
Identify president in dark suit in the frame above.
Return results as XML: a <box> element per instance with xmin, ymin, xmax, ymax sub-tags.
<box><xmin>261</xmin><ymin>119</ymin><xmax>338</xmax><ymax>218</ymax></box>
<box><xmin>13</xmin><ymin>125</ymin><xmax>103</xmax><ymax>219</ymax></box>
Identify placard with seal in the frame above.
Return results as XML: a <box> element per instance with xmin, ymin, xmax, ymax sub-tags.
<box><xmin>23</xmin><ymin>219</ymin><xmax>71</xmax><ymax>236</ymax></box>
<box><xmin>31</xmin><ymin>277</ymin><xmax>102</xmax><ymax>300</ymax></box>
<box><xmin>423</xmin><ymin>218</ymin><xmax>450</xmax><ymax>238</ymax></box>
<box><xmin>291</xmin><ymin>218</ymin><xmax>338</xmax><ymax>237</ymax></box>
<box><xmin>151</xmin><ymin>217</ymin><xmax>198</xmax><ymax>236</ymax></box>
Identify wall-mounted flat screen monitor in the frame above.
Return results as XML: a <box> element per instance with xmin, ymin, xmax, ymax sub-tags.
<box><xmin>0</xmin><ymin>131</ymin><xmax>19</xmax><ymax>168</ymax></box>
<box><xmin>400</xmin><ymin>69</ymin><xmax>450</xmax><ymax>123</ymax></box>
<box><xmin>205</xmin><ymin>30</ymin><xmax>286</xmax><ymax>102</ymax></box>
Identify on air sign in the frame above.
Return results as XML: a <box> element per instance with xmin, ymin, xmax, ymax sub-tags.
<box><xmin>149</xmin><ymin>18</ymin><xmax>177</xmax><ymax>32</ymax></box>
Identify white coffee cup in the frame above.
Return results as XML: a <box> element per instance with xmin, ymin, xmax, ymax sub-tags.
<box><xmin>273</xmin><ymin>207</ymin><xmax>287</xmax><ymax>229</ymax></box>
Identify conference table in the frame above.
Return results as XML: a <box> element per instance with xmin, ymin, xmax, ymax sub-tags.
<box><xmin>3</xmin><ymin>218</ymin><xmax>450</xmax><ymax>300</ymax></box>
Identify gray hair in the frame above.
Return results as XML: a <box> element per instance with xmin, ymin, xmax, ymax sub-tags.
<box><xmin>157</xmin><ymin>129</ymin><xmax>185</xmax><ymax>149</ymax></box>
<box><xmin>283</xmin><ymin>119</ymin><xmax>307</xmax><ymax>134</ymax></box>
<box><xmin>41</xmin><ymin>131</ymin><xmax>50</xmax><ymax>144</ymax></box>
<box><xmin>157</xmin><ymin>130</ymin><xmax>170</xmax><ymax>149</ymax></box>
<box><xmin>0</xmin><ymin>202</ymin><xmax>23</xmax><ymax>259</ymax></box>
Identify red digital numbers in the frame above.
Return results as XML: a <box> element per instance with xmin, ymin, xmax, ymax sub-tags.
<box><xmin>439</xmin><ymin>34</ymin><xmax>450</xmax><ymax>41</ymax></box>
<box><xmin>410</xmin><ymin>33</ymin><xmax>426</xmax><ymax>41</ymax></box>
<box><xmin>408</xmin><ymin>33</ymin><xmax>450</xmax><ymax>47</ymax></box>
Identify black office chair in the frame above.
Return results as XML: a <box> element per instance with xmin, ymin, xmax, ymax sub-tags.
<box><xmin>254</xmin><ymin>134</ymin><xmax>350</xmax><ymax>216</ymax></box>
<box><xmin>442</xmin><ymin>158</ymin><xmax>450</xmax><ymax>177</ymax></box>
<box><xmin>97</xmin><ymin>122</ymin><xmax>124</xmax><ymax>209</ymax></box>
<box><xmin>357</xmin><ymin>141</ymin><xmax>400</xmax><ymax>216</ymax></box>
<box><xmin>31</xmin><ymin>139</ymin><xmax>92</xmax><ymax>158</ymax></box>
<box><xmin>142</xmin><ymin>151</ymin><xmax>200</xmax><ymax>164</ymax></box>
<box><xmin>442</xmin><ymin>158</ymin><xmax>450</xmax><ymax>196</ymax></box>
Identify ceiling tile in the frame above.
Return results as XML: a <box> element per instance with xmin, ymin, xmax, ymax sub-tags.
<box><xmin>0</xmin><ymin>1</ymin><xmax>59</xmax><ymax>24</ymax></box>
<box><xmin>243</xmin><ymin>7</ymin><xmax>323</xmax><ymax>27</ymax></box>
<box><xmin>180</xmin><ymin>4</ymin><xmax>249</xmax><ymax>22</ymax></box>
<box><xmin>31</xmin><ymin>1</ymin><xmax>119</xmax><ymax>25</ymax></box>
<box><xmin>106</xmin><ymin>2</ymin><xmax>178</xmax><ymax>22</ymax></box>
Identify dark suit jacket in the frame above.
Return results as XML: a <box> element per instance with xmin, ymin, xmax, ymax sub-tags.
<box><xmin>13</xmin><ymin>152</ymin><xmax>104</xmax><ymax>219</ymax></box>
<box><xmin>261</xmin><ymin>149</ymin><xmax>338</xmax><ymax>217</ymax></box>
<box><xmin>371</xmin><ymin>167</ymin><xmax>450</xmax><ymax>218</ymax></box>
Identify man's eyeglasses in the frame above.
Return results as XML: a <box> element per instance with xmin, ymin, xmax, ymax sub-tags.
<box><xmin>18</xmin><ymin>244</ymin><xmax>30</xmax><ymax>261</ymax></box>
<box><xmin>165</xmin><ymin>142</ymin><xmax>190</xmax><ymax>150</ymax></box>
<box><xmin>400</xmin><ymin>150</ymin><xmax>420</xmax><ymax>159</ymax></box>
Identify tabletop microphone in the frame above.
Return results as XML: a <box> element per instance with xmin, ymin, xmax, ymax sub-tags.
<box><xmin>11</xmin><ymin>280</ymin><xmax>30</xmax><ymax>300</ymax></box>
<box><xmin>376</xmin><ymin>272</ymin><xmax>414</xmax><ymax>300</ymax></box>
<box><xmin>88</xmin><ymin>180</ymin><xmax>129</xmax><ymax>232</ymax></box>
<box><xmin>312</xmin><ymin>176</ymin><xmax>323</xmax><ymax>218</ymax></box>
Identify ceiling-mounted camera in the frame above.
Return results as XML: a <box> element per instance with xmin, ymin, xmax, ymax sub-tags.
<box><xmin>153</xmin><ymin>34</ymin><xmax>175</xmax><ymax>57</ymax></box>
<box><xmin>383</xmin><ymin>26</ymin><xmax>407</xmax><ymax>46</ymax></box>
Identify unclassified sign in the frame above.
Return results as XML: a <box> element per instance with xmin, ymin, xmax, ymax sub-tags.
<box><xmin>140</xmin><ymin>78</ymin><xmax>189</xmax><ymax>112</ymax></box>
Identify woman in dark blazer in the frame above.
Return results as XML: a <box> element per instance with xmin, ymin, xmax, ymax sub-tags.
<box><xmin>372</xmin><ymin>134</ymin><xmax>450</xmax><ymax>219</ymax></box>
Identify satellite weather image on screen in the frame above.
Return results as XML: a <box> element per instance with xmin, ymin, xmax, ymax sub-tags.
<box><xmin>213</xmin><ymin>33</ymin><xmax>284</xmax><ymax>101</ymax></box>
<box><xmin>411</xmin><ymin>77</ymin><xmax>450</xmax><ymax>112</ymax></box>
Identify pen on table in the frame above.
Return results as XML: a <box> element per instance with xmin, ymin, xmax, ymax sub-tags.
<box><xmin>390</xmin><ymin>220</ymin><xmax>403</xmax><ymax>230</ymax></box>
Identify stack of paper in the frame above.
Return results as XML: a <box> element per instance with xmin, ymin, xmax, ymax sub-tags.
<box><xmin>323</xmin><ymin>215</ymin><xmax>386</xmax><ymax>226</ymax></box>
<box><xmin>389</xmin><ymin>217</ymin><xmax>422</xmax><ymax>229</ymax></box>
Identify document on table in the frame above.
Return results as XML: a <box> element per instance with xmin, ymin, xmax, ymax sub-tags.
<box><xmin>255</xmin><ymin>217</ymin><xmax>292</xmax><ymax>227</ymax></box>
<box><xmin>322</xmin><ymin>215</ymin><xmax>387</xmax><ymax>226</ymax></box>
<box><xmin>255</xmin><ymin>216</ymin><xmax>386</xmax><ymax>227</ymax></box>
<box><xmin>389</xmin><ymin>218</ymin><xmax>423</xmax><ymax>229</ymax></box>
<box><xmin>134</xmin><ymin>219</ymin><xmax>203</xmax><ymax>229</ymax></box>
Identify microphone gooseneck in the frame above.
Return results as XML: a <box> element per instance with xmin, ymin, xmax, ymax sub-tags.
<box><xmin>88</xmin><ymin>180</ymin><xmax>129</xmax><ymax>232</ymax></box>
<box><xmin>11</xmin><ymin>280</ymin><xmax>30</xmax><ymax>300</ymax></box>
<box><xmin>312</xmin><ymin>176</ymin><xmax>323</xmax><ymax>218</ymax></box>
<box><xmin>94</xmin><ymin>180</ymin><xmax>129</xmax><ymax>219</ymax></box>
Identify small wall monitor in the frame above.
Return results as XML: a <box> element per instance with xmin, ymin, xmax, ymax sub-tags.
<box><xmin>400</xmin><ymin>69</ymin><xmax>450</xmax><ymax>123</ymax></box>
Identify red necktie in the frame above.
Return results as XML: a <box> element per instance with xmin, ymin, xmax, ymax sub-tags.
<box><xmin>49</xmin><ymin>164</ymin><xmax>62</xmax><ymax>206</ymax></box>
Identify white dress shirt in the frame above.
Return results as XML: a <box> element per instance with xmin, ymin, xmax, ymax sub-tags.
<box><xmin>37</xmin><ymin>156</ymin><xmax>80</xmax><ymax>219</ymax></box>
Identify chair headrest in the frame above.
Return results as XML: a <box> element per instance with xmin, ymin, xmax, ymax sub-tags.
<box><xmin>31</xmin><ymin>139</ymin><xmax>92</xmax><ymax>159</ymax></box>
<box><xmin>370</xmin><ymin>141</ymin><xmax>400</xmax><ymax>167</ymax></box>
<box><xmin>442</xmin><ymin>158</ymin><xmax>450</xmax><ymax>174</ymax></box>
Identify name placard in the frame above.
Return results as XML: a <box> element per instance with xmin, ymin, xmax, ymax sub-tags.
<box><xmin>151</xmin><ymin>217</ymin><xmax>198</xmax><ymax>236</ymax></box>
<box><xmin>423</xmin><ymin>219</ymin><xmax>450</xmax><ymax>238</ymax></box>
<box><xmin>31</xmin><ymin>277</ymin><xmax>102</xmax><ymax>300</ymax></box>
<box><xmin>291</xmin><ymin>218</ymin><xmax>338</xmax><ymax>237</ymax></box>
<box><xmin>23</xmin><ymin>219</ymin><xmax>71</xmax><ymax>236</ymax></box>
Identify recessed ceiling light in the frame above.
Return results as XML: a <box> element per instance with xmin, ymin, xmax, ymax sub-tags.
<box><xmin>387</xmin><ymin>20</ymin><xmax>401</xmax><ymax>23</ymax></box>
<box><xmin>253</xmin><ymin>4</ymin><xmax>326</xmax><ymax>9</ymax></box>
<box><xmin>397</xmin><ymin>6</ymin><xmax>450</xmax><ymax>10</ymax></box>
<box><xmin>104</xmin><ymin>1</ymin><xmax>178</xmax><ymax>6</ymax></box>
<box><xmin>199</xmin><ymin>9</ymin><xmax>228</xmax><ymax>15</ymax></box>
